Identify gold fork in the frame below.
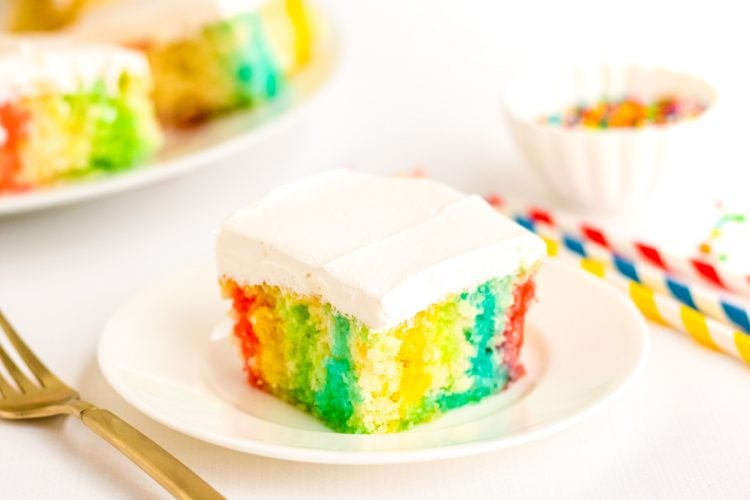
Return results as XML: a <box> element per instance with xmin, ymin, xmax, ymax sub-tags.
<box><xmin>0</xmin><ymin>310</ymin><xmax>224</xmax><ymax>499</ymax></box>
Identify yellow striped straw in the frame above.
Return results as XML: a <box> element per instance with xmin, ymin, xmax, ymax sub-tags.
<box><xmin>543</xmin><ymin>236</ymin><xmax>750</xmax><ymax>367</ymax></box>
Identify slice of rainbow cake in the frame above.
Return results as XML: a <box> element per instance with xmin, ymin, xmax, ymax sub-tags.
<box><xmin>216</xmin><ymin>171</ymin><xmax>545</xmax><ymax>433</ymax></box>
<box><xmin>0</xmin><ymin>37</ymin><xmax>161</xmax><ymax>194</ymax></box>
<box><xmin>68</xmin><ymin>0</ymin><xmax>315</xmax><ymax>125</ymax></box>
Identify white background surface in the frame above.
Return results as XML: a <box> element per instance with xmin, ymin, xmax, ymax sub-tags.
<box><xmin>1</xmin><ymin>0</ymin><xmax>750</xmax><ymax>498</ymax></box>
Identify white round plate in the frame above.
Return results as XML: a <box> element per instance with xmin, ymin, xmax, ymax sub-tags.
<box><xmin>0</xmin><ymin>15</ymin><xmax>339</xmax><ymax>217</ymax></box>
<box><xmin>99</xmin><ymin>260</ymin><xmax>648</xmax><ymax>464</ymax></box>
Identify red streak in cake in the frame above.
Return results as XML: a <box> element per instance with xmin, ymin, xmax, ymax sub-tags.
<box><xmin>230</xmin><ymin>285</ymin><xmax>264</xmax><ymax>387</ymax></box>
<box><xmin>0</xmin><ymin>102</ymin><xmax>30</xmax><ymax>193</ymax></box>
<box><xmin>502</xmin><ymin>279</ymin><xmax>535</xmax><ymax>380</ymax></box>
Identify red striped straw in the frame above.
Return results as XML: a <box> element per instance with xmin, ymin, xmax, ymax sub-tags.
<box><xmin>486</xmin><ymin>194</ymin><xmax>750</xmax><ymax>298</ymax></box>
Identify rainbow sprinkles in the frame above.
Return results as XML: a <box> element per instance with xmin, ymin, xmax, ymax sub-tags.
<box><xmin>216</xmin><ymin>171</ymin><xmax>545</xmax><ymax>433</ymax></box>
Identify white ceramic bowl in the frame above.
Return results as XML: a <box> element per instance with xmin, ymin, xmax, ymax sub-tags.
<box><xmin>503</xmin><ymin>65</ymin><xmax>717</xmax><ymax>211</ymax></box>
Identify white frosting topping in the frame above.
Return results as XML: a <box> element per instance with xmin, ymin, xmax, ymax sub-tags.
<box><xmin>68</xmin><ymin>0</ymin><xmax>265</xmax><ymax>45</ymax></box>
<box><xmin>0</xmin><ymin>36</ymin><xmax>150</xmax><ymax>103</ymax></box>
<box><xmin>216</xmin><ymin>170</ymin><xmax>546</xmax><ymax>331</ymax></box>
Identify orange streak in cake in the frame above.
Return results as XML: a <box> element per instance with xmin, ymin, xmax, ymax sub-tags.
<box><xmin>0</xmin><ymin>102</ymin><xmax>30</xmax><ymax>193</ymax></box>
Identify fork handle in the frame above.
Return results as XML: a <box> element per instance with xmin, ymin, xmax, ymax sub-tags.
<box><xmin>79</xmin><ymin>406</ymin><xmax>224</xmax><ymax>499</ymax></box>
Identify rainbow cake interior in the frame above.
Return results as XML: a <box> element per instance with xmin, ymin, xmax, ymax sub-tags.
<box><xmin>69</xmin><ymin>0</ymin><xmax>315</xmax><ymax>125</ymax></box>
<box><xmin>216</xmin><ymin>170</ymin><xmax>545</xmax><ymax>434</ymax></box>
<box><xmin>6</xmin><ymin>0</ymin><xmax>94</xmax><ymax>32</ymax></box>
<box><xmin>222</xmin><ymin>273</ymin><xmax>535</xmax><ymax>433</ymax></box>
<box><xmin>0</xmin><ymin>44</ymin><xmax>161</xmax><ymax>193</ymax></box>
<box><xmin>143</xmin><ymin>13</ymin><xmax>284</xmax><ymax>125</ymax></box>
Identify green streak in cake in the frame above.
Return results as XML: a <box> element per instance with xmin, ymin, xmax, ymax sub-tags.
<box><xmin>469</xmin><ymin>281</ymin><xmax>501</xmax><ymax>394</ymax></box>
<box><xmin>248</xmin><ymin>14</ymin><xmax>282</xmax><ymax>99</ymax></box>
<box><xmin>315</xmin><ymin>315</ymin><xmax>362</xmax><ymax>431</ymax></box>
<box><xmin>400</xmin><ymin>398</ymin><xmax>440</xmax><ymax>430</ymax></box>
<box><xmin>436</xmin><ymin>275</ymin><xmax>514</xmax><ymax>411</ymax></box>
<box><xmin>282</xmin><ymin>303</ymin><xmax>316</xmax><ymax>405</ymax></box>
<box><xmin>147</xmin><ymin>11</ymin><xmax>286</xmax><ymax>124</ymax></box>
<box><xmin>204</xmin><ymin>14</ymin><xmax>283</xmax><ymax>107</ymax></box>
<box><xmin>17</xmin><ymin>71</ymin><xmax>160</xmax><ymax>186</ymax></box>
<box><xmin>268</xmin><ymin>296</ymin><xmax>362</xmax><ymax>431</ymax></box>
<box><xmin>76</xmin><ymin>76</ymin><xmax>159</xmax><ymax>172</ymax></box>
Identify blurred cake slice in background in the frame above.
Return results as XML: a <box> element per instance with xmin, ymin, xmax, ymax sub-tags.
<box><xmin>67</xmin><ymin>0</ymin><xmax>316</xmax><ymax>125</ymax></box>
<box><xmin>3</xmin><ymin>0</ymin><xmax>100</xmax><ymax>32</ymax></box>
<box><xmin>0</xmin><ymin>37</ymin><xmax>161</xmax><ymax>194</ymax></box>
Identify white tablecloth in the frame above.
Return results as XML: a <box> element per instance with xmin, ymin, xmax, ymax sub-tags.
<box><xmin>2</xmin><ymin>1</ymin><xmax>749</xmax><ymax>498</ymax></box>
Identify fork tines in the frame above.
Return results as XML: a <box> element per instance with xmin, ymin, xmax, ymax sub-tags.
<box><xmin>0</xmin><ymin>310</ymin><xmax>57</xmax><ymax>396</ymax></box>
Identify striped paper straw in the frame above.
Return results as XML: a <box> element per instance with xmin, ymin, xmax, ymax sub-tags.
<box><xmin>549</xmin><ymin>243</ymin><xmax>750</xmax><ymax>367</ymax></box>
<box><xmin>507</xmin><ymin>213</ymin><xmax>750</xmax><ymax>333</ymax></box>
<box><xmin>487</xmin><ymin>195</ymin><xmax>750</xmax><ymax>297</ymax></box>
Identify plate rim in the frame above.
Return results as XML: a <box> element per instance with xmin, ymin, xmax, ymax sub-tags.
<box><xmin>98</xmin><ymin>260</ymin><xmax>650</xmax><ymax>464</ymax></box>
<box><xmin>0</xmin><ymin>11</ymin><xmax>341</xmax><ymax>217</ymax></box>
